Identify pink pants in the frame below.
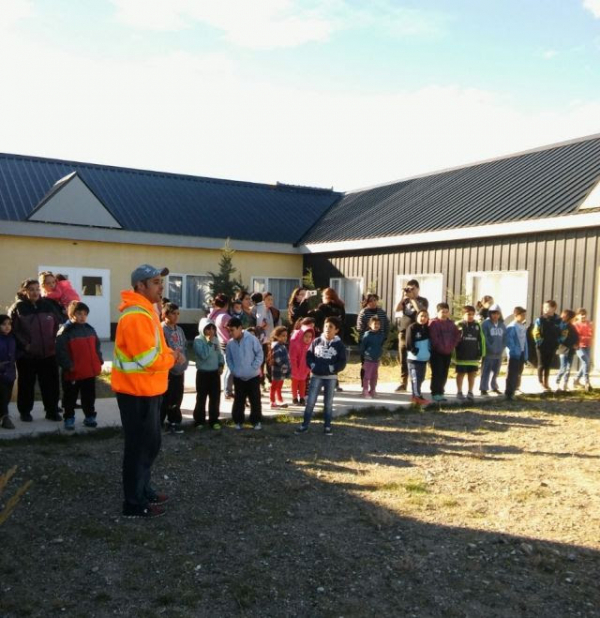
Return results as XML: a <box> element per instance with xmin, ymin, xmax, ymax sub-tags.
<box><xmin>362</xmin><ymin>360</ymin><xmax>379</xmax><ymax>394</ymax></box>
<box><xmin>291</xmin><ymin>378</ymin><xmax>307</xmax><ymax>399</ymax></box>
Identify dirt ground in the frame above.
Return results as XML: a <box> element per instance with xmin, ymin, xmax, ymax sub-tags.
<box><xmin>0</xmin><ymin>393</ymin><xmax>599</xmax><ymax>618</ymax></box>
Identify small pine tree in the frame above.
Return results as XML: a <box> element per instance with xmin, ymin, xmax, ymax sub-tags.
<box><xmin>447</xmin><ymin>288</ymin><xmax>472</xmax><ymax>322</ymax></box>
<box><xmin>208</xmin><ymin>239</ymin><xmax>244</xmax><ymax>301</ymax></box>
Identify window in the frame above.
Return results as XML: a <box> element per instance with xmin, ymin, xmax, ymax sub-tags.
<box><xmin>166</xmin><ymin>274</ymin><xmax>211</xmax><ymax>310</ymax></box>
<box><xmin>330</xmin><ymin>277</ymin><xmax>363</xmax><ymax>314</ymax></box>
<box><xmin>395</xmin><ymin>274</ymin><xmax>443</xmax><ymax>313</ymax></box>
<box><xmin>251</xmin><ymin>277</ymin><xmax>301</xmax><ymax>311</ymax></box>
<box><xmin>81</xmin><ymin>276</ymin><xmax>103</xmax><ymax>297</ymax></box>
<box><xmin>466</xmin><ymin>270</ymin><xmax>528</xmax><ymax>321</ymax></box>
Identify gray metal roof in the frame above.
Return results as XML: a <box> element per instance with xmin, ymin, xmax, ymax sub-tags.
<box><xmin>0</xmin><ymin>154</ymin><xmax>341</xmax><ymax>244</ymax></box>
<box><xmin>300</xmin><ymin>134</ymin><xmax>600</xmax><ymax>244</ymax></box>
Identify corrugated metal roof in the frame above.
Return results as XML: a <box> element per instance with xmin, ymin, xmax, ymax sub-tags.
<box><xmin>0</xmin><ymin>154</ymin><xmax>342</xmax><ymax>244</ymax></box>
<box><xmin>300</xmin><ymin>134</ymin><xmax>600</xmax><ymax>244</ymax></box>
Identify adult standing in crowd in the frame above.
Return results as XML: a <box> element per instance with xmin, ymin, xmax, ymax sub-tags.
<box><xmin>288</xmin><ymin>287</ymin><xmax>311</xmax><ymax>326</ymax></box>
<box><xmin>209</xmin><ymin>293</ymin><xmax>233</xmax><ymax>398</ymax></box>
<box><xmin>9</xmin><ymin>278</ymin><xmax>62</xmax><ymax>422</ymax></box>
<box><xmin>234</xmin><ymin>291</ymin><xmax>256</xmax><ymax>329</ymax></box>
<box><xmin>394</xmin><ymin>280</ymin><xmax>429</xmax><ymax>392</ymax></box>
<box><xmin>314</xmin><ymin>288</ymin><xmax>346</xmax><ymax>334</ymax></box>
<box><xmin>112</xmin><ymin>264</ymin><xmax>182</xmax><ymax>519</ymax></box>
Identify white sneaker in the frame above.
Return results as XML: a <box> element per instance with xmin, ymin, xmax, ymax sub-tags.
<box><xmin>253</xmin><ymin>422</ymin><xmax>262</xmax><ymax>431</ymax></box>
<box><xmin>235</xmin><ymin>423</ymin><xmax>243</xmax><ymax>430</ymax></box>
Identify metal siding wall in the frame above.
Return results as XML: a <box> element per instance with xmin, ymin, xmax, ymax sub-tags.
<box><xmin>304</xmin><ymin>227</ymin><xmax>600</xmax><ymax>324</ymax></box>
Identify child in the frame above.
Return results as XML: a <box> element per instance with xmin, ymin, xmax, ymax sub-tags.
<box><xmin>55</xmin><ymin>301</ymin><xmax>103</xmax><ymax>430</ymax></box>
<box><xmin>476</xmin><ymin>295</ymin><xmax>494</xmax><ymax>322</ymax></box>
<box><xmin>268</xmin><ymin>326</ymin><xmax>291</xmax><ymax>409</ymax></box>
<box><xmin>480</xmin><ymin>304</ymin><xmax>506</xmax><ymax>395</ymax></box>
<box><xmin>428</xmin><ymin>303</ymin><xmax>461</xmax><ymax>403</ymax></box>
<box><xmin>193</xmin><ymin>318</ymin><xmax>224</xmax><ymax>429</ymax></box>
<box><xmin>505</xmin><ymin>306</ymin><xmax>528</xmax><ymax>400</ymax></box>
<box><xmin>532</xmin><ymin>300</ymin><xmax>563</xmax><ymax>391</ymax></box>
<box><xmin>289</xmin><ymin>323</ymin><xmax>315</xmax><ymax>405</ymax></box>
<box><xmin>0</xmin><ymin>315</ymin><xmax>16</xmax><ymax>429</ymax></box>
<box><xmin>226</xmin><ymin>317</ymin><xmax>264</xmax><ymax>430</ymax></box>
<box><xmin>405</xmin><ymin>310</ymin><xmax>431</xmax><ymax>405</ymax></box>
<box><xmin>555</xmin><ymin>309</ymin><xmax>579</xmax><ymax>391</ymax></box>
<box><xmin>44</xmin><ymin>273</ymin><xmax>80</xmax><ymax>310</ymax></box>
<box><xmin>161</xmin><ymin>302</ymin><xmax>189</xmax><ymax>433</ymax></box>
<box><xmin>573</xmin><ymin>308</ymin><xmax>593</xmax><ymax>390</ymax></box>
<box><xmin>455</xmin><ymin>305</ymin><xmax>485</xmax><ymax>401</ymax></box>
<box><xmin>209</xmin><ymin>293</ymin><xmax>233</xmax><ymax>398</ymax></box>
<box><xmin>295</xmin><ymin>316</ymin><xmax>347</xmax><ymax>436</ymax></box>
<box><xmin>359</xmin><ymin>316</ymin><xmax>385</xmax><ymax>398</ymax></box>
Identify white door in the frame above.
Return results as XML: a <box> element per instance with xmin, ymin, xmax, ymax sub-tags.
<box><xmin>39</xmin><ymin>265</ymin><xmax>111</xmax><ymax>339</ymax></box>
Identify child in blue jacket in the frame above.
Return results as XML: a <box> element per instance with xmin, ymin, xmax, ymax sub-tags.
<box><xmin>0</xmin><ymin>315</ymin><xmax>16</xmax><ymax>429</ymax></box>
<box><xmin>406</xmin><ymin>310</ymin><xmax>432</xmax><ymax>405</ymax></box>
<box><xmin>505</xmin><ymin>307</ymin><xmax>528</xmax><ymax>400</ymax></box>
<box><xmin>295</xmin><ymin>316</ymin><xmax>347</xmax><ymax>436</ymax></box>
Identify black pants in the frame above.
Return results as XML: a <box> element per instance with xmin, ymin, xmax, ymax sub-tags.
<box><xmin>232</xmin><ymin>376</ymin><xmax>262</xmax><ymax>425</ymax></box>
<box><xmin>506</xmin><ymin>356</ymin><xmax>525</xmax><ymax>397</ymax></box>
<box><xmin>62</xmin><ymin>376</ymin><xmax>96</xmax><ymax>419</ymax></box>
<box><xmin>0</xmin><ymin>380</ymin><xmax>14</xmax><ymax>418</ymax></box>
<box><xmin>399</xmin><ymin>331</ymin><xmax>409</xmax><ymax>384</ymax></box>
<box><xmin>117</xmin><ymin>393</ymin><xmax>162</xmax><ymax>509</ymax></box>
<box><xmin>536</xmin><ymin>347</ymin><xmax>555</xmax><ymax>384</ymax></box>
<box><xmin>16</xmin><ymin>356</ymin><xmax>60</xmax><ymax>416</ymax></box>
<box><xmin>430</xmin><ymin>352</ymin><xmax>452</xmax><ymax>396</ymax></box>
<box><xmin>160</xmin><ymin>373</ymin><xmax>184</xmax><ymax>425</ymax></box>
<box><xmin>194</xmin><ymin>370</ymin><xmax>221</xmax><ymax>425</ymax></box>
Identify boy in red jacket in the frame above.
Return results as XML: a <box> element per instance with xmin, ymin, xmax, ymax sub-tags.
<box><xmin>56</xmin><ymin>301</ymin><xmax>103</xmax><ymax>430</ymax></box>
<box><xmin>429</xmin><ymin>302</ymin><xmax>461</xmax><ymax>403</ymax></box>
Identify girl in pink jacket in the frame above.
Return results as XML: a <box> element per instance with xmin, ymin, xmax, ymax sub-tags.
<box><xmin>289</xmin><ymin>324</ymin><xmax>315</xmax><ymax>405</ymax></box>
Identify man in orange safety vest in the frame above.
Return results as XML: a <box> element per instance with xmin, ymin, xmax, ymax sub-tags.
<box><xmin>112</xmin><ymin>264</ymin><xmax>184</xmax><ymax>518</ymax></box>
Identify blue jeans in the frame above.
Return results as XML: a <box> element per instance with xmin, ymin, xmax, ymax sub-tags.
<box><xmin>556</xmin><ymin>349</ymin><xmax>575</xmax><ymax>386</ymax></box>
<box><xmin>302</xmin><ymin>376</ymin><xmax>336</xmax><ymax>428</ymax></box>
<box><xmin>408</xmin><ymin>360</ymin><xmax>426</xmax><ymax>398</ymax></box>
<box><xmin>480</xmin><ymin>357</ymin><xmax>502</xmax><ymax>391</ymax></box>
<box><xmin>576</xmin><ymin>348</ymin><xmax>591</xmax><ymax>382</ymax></box>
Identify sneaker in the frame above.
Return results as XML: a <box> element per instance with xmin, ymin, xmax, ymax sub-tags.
<box><xmin>122</xmin><ymin>504</ymin><xmax>165</xmax><ymax>519</ymax></box>
<box><xmin>456</xmin><ymin>392</ymin><xmax>465</xmax><ymax>401</ymax></box>
<box><xmin>19</xmin><ymin>413</ymin><xmax>33</xmax><ymax>423</ymax></box>
<box><xmin>292</xmin><ymin>398</ymin><xmax>299</xmax><ymax>405</ymax></box>
<box><xmin>196</xmin><ymin>423</ymin><xmax>206</xmax><ymax>430</ymax></box>
<box><xmin>395</xmin><ymin>383</ymin><xmax>407</xmax><ymax>393</ymax></box>
<box><xmin>432</xmin><ymin>394</ymin><xmax>447</xmax><ymax>403</ymax></box>
<box><xmin>411</xmin><ymin>396</ymin><xmax>430</xmax><ymax>405</ymax></box>
<box><xmin>234</xmin><ymin>423</ymin><xmax>243</xmax><ymax>430</ymax></box>
<box><xmin>83</xmin><ymin>415</ymin><xmax>98</xmax><ymax>428</ymax></box>
<box><xmin>324</xmin><ymin>426</ymin><xmax>333</xmax><ymax>436</ymax></box>
<box><xmin>1</xmin><ymin>415</ymin><xmax>15</xmax><ymax>429</ymax></box>
<box><xmin>295</xmin><ymin>424</ymin><xmax>309</xmax><ymax>434</ymax></box>
<box><xmin>253</xmin><ymin>422</ymin><xmax>262</xmax><ymax>431</ymax></box>
<box><xmin>335</xmin><ymin>385</ymin><xmax>343</xmax><ymax>392</ymax></box>
<box><xmin>64</xmin><ymin>417</ymin><xmax>75</xmax><ymax>431</ymax></box>
<box><xmin>45</xmin><ymin>411</ymin><xmax>62</xmax><ymax>422</ymax></box>
<box><xmin>466</xmin><ymin>391</ymin><xmax>475</xmax><ymax>402</ymax></box>
<box><xmin>585</xmin><ymin>382</ymin><xmax>592</xmax><ymax>392</ymax></box>
<box><xmin>299</xmin><ymin>398</ymin><xmax>306</xmax><ymax>406</ymax></box>
<box><xmin>211</xmin><ymin>422</ymin><xmax>222</xmax><ymax>430</ymax></box>
<box><xmin>224</xmin><ymin>393</ymin><xmax>234</xmax><ymax>400</ymax></box>
<box><xmin>480</xmin><ymin>390</ymin><xmax>488</xmax><ymax>396</ymax></box>
<box><xmin>492</xmin><ymin>389</ymin><xmax>502</xmax><ymax>395</ymax></box>
<box><xmin>270</xmin><ymin>403</ymin><xmax>281</xmax><ymax>410</ymax></box>
<box><xmin>148</xmin><ymin>492</ymin><xmax>169</xmax><ymax>505</ymax></box>
<box><xmin>277</xmin><ymin>402</ymin><xmax>288</xmax><ymax>408</ymax></box>
<box><xmin>171</xmin><ymin>423</ymin><xmax>184</xmax><ymax>434</ymax></box>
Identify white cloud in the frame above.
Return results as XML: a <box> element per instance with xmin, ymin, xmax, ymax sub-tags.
<box><xmin>109</xmin><ymin>0</ymin><xmax>447</xmax><ymax>49</ymax></box>
<box><xmin>0</xmin><ymin>31</ymin><xmax>599</xmax><ymax>191</ymax></box>
<box><xmin>0</xmin><ymin>0</ymin><xmax>35</xmax><ymax>32</ymax></box>
<box><xmin>541</xmin><ymin>49</ymin><xmax>558</xmax><ymax>59</ymax></box>
<box><xmin>583</xmin><ymin>0</ymin><xmax>600</xmax><ymax>18</ymax></box>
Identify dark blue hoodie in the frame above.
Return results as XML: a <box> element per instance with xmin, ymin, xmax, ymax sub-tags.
<box><xmin>0</xmin><ymin>332</ymin><xmax>17</xmax><ymax>384</ymax></box>
<box><xmin>306</xmin><ymin>335</ymin><xmax>347</xmax><ymax>377</ymax></box>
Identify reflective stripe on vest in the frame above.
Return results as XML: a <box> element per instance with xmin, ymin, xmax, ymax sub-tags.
<box><xmin>113</xmin><ymin>305</ymin><xmax>162</xmax><ymax>373</ymax></box>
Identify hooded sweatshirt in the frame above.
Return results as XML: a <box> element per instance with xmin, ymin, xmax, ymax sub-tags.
<box><xmin>359</xmin><ymin>329</ymin><xmax>385</xmax><ymax>362</ymax></box>
<box><xmin>289</xmin><ymin>325</ymin><xmax>315</xmax><ymax>380</ymax></box>
<box><xmin>194</xmin><ymin>318</ymin><xmax>224</xmax><ymax>372</ymax></box>
<box><xmin>429</xmin><ymin>318</ymin><xmax>461</xmax><ymax>356</ymax></box>
<box><xmin>306</xmin><ymin>334</ymin><xmax>347</xmax><ymax>378</ymax></box>
<box><xmin>162</xmin><ymin>321</ymin><xmax>189</xmax><ymax>376</ymax></box>
<box><xmin>56</xmin><ymin>321</ymin><xmax>103</xmax><ymax>381</ymax></box>
<box><xmin>226</xmin><ymin>330</ymin><xmax>264</xmax><ymax>380</ymax></box>
<box><xmin>269</xmin><ymin>340</ymin><xmax>291</xmax><ymax>381</ymax></box>
<box><xmin>455</xmin><ymin>320</ymin><xmax>485</xmax><ymax>365</ymax></box>
<box><xmin>405</xmin><ymin>322</ymin><xmax>431</xmax><ymax>362</ymax></box>
<box><xmin>45</xmin><ymin>280</ymin><xmax>80</xmax><ymax>309</ymax></box>
<box><xmin>208</xmin><ymin>307</ymin><xmax>231</xmax><ymax>348</ymax></box>
<box><xmin>9</xmin><ymin>297</ymin><xmax>61</xmax><ymax>359</ymax></box>
<box><xmin>481</xmin><ymin>317</ymin><xmax>506</xmax><ymax>359</ymax></box>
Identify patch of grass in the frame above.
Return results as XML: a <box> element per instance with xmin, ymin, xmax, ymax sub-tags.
<box><xmin>403</xmin><ymin>480</ymin><xmax>430</xmax><ymax>494</ymax></box>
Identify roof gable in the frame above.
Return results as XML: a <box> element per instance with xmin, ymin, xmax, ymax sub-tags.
<box><xmin>27</xmin><ymin>172</ymin><xmax>122</xmax><ymax>228</ymax></box>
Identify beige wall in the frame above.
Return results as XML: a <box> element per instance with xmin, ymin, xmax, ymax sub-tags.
<box><xmin>0</xmin><ymin>235</ymin><xmax>303</xmax><ymax>323</ymax></box>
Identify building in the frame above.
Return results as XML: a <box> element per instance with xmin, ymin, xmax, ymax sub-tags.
<box><xmin>0</xmin><ymin>154</ymin><xmax>341</xmax><ymax>337</ymax></box>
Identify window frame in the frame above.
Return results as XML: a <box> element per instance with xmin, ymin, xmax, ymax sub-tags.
<box><xmin>165</xmin><ymin>272</ymin><xmax>212</xmax><ymax>310</ymax></box>
<box><xmin>250</xmin><ymin>276</ymin><xmax>302</xmax><ymax>311</ymax></box>
<box><xmin>465</xmin><ymin>269</ymin><xmax>529</xmax><ymax>318</ymax></box>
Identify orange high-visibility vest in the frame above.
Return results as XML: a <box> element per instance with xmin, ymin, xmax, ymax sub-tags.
<box><xmin>111</xmin><ymin>291</ymin><xmax>175</xmax><ymax>397</ymax></box>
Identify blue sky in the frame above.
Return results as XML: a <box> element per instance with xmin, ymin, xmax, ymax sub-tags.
<box><xmin>1</xmin><ymin>0</ymin><xmax>599</xmax><ymax>189</ymax></box>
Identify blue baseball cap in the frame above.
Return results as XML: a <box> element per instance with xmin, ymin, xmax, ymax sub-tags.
<box><xmin>131</xmin><ymin>264</ymin><xmax>169</xmax><ymax>286</ymax></box>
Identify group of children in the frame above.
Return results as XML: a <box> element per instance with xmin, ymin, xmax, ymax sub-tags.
<box><xmin>354</xmin><ymin>299</ymin><xmax>593</xmax><ymax>406</ymax></box>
